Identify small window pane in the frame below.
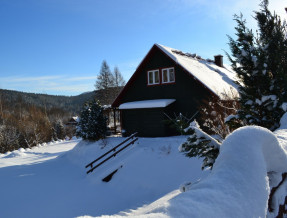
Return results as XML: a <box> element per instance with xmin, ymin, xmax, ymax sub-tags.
<box><xmin>154</xmin><ymin>70</ymin><xmax>159</xmax><ymax>83</ymax></box>
<box><xmin>169</xmin><ymin>69</ymin><xmax>175</xmax><ymax>82</ymax></box>
<box><xmin>163</xmin><ymin>70</ymin><xmax>168</xmax><ymax>82</ymax></box>
<box><xmin>149</xmin><ymin>71</ymin><xmax>153</xmax><ymax>84</ymax></box>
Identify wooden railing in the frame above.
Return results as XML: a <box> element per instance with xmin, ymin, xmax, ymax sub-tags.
<box><xmin>85</xmin><ymin>132</ymin><xmax>138</xmax><ymax>174</ymax></box>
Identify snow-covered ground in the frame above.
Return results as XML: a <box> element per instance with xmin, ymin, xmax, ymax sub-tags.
<box><xmin>1</xmin><ymin>116</ymin><xmax>287</xmax><ymax>218</ymax></box>
<box><xmin>0</xmin><ymin>139</ymin><xmax>80</xmax><ymax>167</ymax></box>
<box><xmin>0</xmin><ymin>136</ymin><xmax>208</xmax><ymax>218</ymax></box>
<box><xmin>111</xmin><ymin>127</ymin><xmax>286</xmax><ymax>218</ymax></box>
<box><xmin>96</xmin><ymin>118</ymin><xmax>287</xmax><ymax>218</ymax></box>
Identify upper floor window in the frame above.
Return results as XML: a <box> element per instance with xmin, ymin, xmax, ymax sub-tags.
<box><xmin>148</xmin><ymin>69</ymin><xmax>160</xmax><ymax>85</ymax></box>
<box><xmin>162</xmin><ymin>67</ymin><xmax>175</xmax><ymax>83</ymax></box>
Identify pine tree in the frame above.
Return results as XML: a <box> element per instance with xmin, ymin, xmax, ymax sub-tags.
<box><xmin>76</xmin><ymin>99</ymin><xmax>107</xmax><ymax>141</ymax></box>
<box><xmin>179</xmin><ymin>120</ymin><xmax>221</xmax><ymax>170</ymax></box>
<box><xmin>226</xmin><ymin>0</ymin><xmax>287</xmax><ymax>130</ymax></box>
<box><xmin>113</xmin><ymin>66</ymin><xmax>126</xmax><ymax>87</ymax></box>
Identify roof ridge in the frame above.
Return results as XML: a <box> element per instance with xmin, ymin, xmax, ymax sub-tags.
<box><xmin>155</xmin><ymin>44</ymin><xmax>213</xmax><ymax>63</ymax></box>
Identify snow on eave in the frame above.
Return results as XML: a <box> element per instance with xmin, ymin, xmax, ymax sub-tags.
<box><xmin>155</xmin><ymin>44</ymin><xmax>239</xmax><ymax>100</ymax></box>
<box><xmin>119</xmin><ymin>99</ymin><xmax>176</xmax><ymax>110</ymax></box>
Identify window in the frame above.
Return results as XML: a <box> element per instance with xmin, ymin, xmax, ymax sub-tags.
<box><xmin>162</xmin><ymin>67</ymin><xmax>175</xmax><ymax>83</ymax></box>
<box><xmin>148</xmin><ymin>69</ymin><xmax>160</xmax><ymax>85</ymax></box>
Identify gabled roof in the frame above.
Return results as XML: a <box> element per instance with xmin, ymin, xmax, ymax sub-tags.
<box><xmin>112</xmin><ymin>44</ymin><xmax>239</xmax><ymax>107</ymax></box>
<box><xmin>155</xmin><ymin>44</ymin><xmax>239</xmax><ymax>99</ymax></box>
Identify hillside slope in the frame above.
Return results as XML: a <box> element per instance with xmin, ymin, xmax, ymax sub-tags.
<box><xmin>0</xmin><ymin>136</ymin><xmax>208</xmax><ymax>218</ymax></box>
<box><xmin>0</xmin><ymin>87</ymin><xmax>122</xmax><ymax>114</ymax></box>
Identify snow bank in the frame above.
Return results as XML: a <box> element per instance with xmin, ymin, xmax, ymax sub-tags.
<box><xmin>109</xmin><ymin>126</ymin><xmax>287</xmax><ymax>217</ymax></box>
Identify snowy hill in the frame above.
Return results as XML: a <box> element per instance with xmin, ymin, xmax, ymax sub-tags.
<box><xmin>1</xmin><ymin>119</ymin><xmax>287</xmax><ymax>218</ymax></box>
<box><xmin>0</xmin><ymin>136</ymin><xmax>208</xmax><ymax>218</ymax></box>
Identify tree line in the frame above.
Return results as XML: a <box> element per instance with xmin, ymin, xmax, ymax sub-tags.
<box><xmin>0</xmin><ymin>88</ymin><xmax>95</xmax><ymax>114</ymax></box>
<box><xmin>0</xmin><ymin>60</ymin><xmax>126</xmax><ymax>152</ymax></box>
<box><xmin>0</xmin><ymin>95</ymin><xmax>74</xmax><ymax>153</ymax></box>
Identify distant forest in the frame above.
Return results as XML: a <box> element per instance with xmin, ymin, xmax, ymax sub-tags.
<box><xmin>0</xmin><ymin>87</ymin><xmax>122</xmax><ymax>153</ymax></box>
<box><xmin>0</xmin><ymin>89</ymin><xmax>94</xmax><ymax>115</ymax></box>
<box><xmin>0</xmin><ymin>87</ymin><xmax>122</xmax><ymax>114</ymax></box>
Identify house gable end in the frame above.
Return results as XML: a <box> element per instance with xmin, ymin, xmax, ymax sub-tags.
<box><xmin>112</xmin><ymin>44</ymin><xmax>159</xmax><ymax>107</ymax></box>
<box><xmin>112</xmin><ymin>44</ymin><xmax>219</xmax><ymax>108</ymax></box>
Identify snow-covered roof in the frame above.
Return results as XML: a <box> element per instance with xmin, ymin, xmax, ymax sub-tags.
<box><xmin>155</xmin><ymin>44</ymin><xmax>239</xmax><ymax>99</ymax></box>
<box><xmin>119</xmin><ymin>99</ymin><xmax>176</xmax><ymax>109</ymax></box>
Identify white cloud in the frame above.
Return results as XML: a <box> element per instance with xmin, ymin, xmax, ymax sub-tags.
<box><xmin>65</xmin><ymin>76</ymin><xmax>98</xmax><ymax>81</ymax></box>
<box><xmin>0</xmin><ymin>74</ymin><xmax>97</xmax><ymax>95</ymax></box>
<box><xmin>1</xmin><ymin>75</ymin><xmax>62</xmax><ymax>82</ymax></box>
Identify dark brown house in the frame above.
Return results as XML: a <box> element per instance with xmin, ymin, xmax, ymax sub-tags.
<box><xmin>112</xmin><ymin>44</ymin><xmax>238</xmax><ymax>137</ymax></box>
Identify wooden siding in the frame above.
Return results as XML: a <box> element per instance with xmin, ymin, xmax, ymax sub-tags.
<box><xmin>113</xmin><ymin>45</ymin><xmax>219</xmax><ymax>137</ymax></box>
<box><xmin>121</xmin><ymin>106</ymin><xmax>177</xmax><ymax>137</ymax></box>
<box><xmin>119</xmin><ymin>46</ymin><xmax>213</xmax><ymax>119</ymax></box>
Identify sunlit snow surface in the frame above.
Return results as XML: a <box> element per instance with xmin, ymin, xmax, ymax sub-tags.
<box><xmin>93</xmin><ymin>115</ymin><xmax>287</xmax><ymax>218</ymax></box>
<box><xmin>0</xmin><ymin>136</ymin><xmax>207</xmax><ymax>218</ymax></box>
<box><xmin>119</xmin><ymin>99</ymin><xmax>176</xmax><ymax>109</ymax></box>
<box><xmin>2</xmin><ymin>114</ymin><xmax>287</xmax><ymax>218</ymax></box>
<box><xmin>0</xmin><ymin>139</ymin><xmax>79</xmax><ymax>167</ymax></box>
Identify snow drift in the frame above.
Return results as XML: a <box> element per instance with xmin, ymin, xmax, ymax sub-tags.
<box><xmin>0</xmin><ymin>136</ymin><xmax>208</xmax><ymax>218</ymax></box>
<box><xmin>2</xmin><ymin>119</ymin><xmax>287</xmax><ymax>218</ymax></box>
<box><xmin>107</xmin><ymin>126</ymin><xmax>287</xmax><ymax>218</ymax></box>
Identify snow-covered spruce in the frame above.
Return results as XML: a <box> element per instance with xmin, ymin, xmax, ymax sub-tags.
<box><xmin>227</xmin><ymin>0</ymin><xmax>287</xmax><ymax>130</ymax></box>
<box><xmin>76</xmin><ymin>99</ymin><xmax>107</xmax><ymax>141</ymax></box>
<box><xmin>179</xmin><ymin>120</ymin><xmax>221</xmax><ymax>170</ymax></box>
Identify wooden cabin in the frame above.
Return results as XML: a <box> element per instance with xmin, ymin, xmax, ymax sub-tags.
<box><xmin>112</xmin><ymin>44</ymin><xmax>238</xmax><ymax>137</ymax></box>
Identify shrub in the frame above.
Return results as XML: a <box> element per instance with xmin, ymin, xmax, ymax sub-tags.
<box><xmin>76</xmin><ymin>99</ymin><xmax>107</xmax><ymax>141</ymax></box>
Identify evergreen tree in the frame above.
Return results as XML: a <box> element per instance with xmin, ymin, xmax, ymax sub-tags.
<box><xmin>54</xmin><ymin>120</ymin><xmax>65</xmax><ymax>140</ymax></box>
<box><xmin>95</xmin><ymin>60</ymin><xmax>114</xmax><ymax>90</ymax></box>
<box><xmin>113</xmin><ymin>66</ymin><xmax>126</xmax><ymax>87</ymax></box>
<box><xmin>226</xmin><ymin>0</ymin><xmax>287</xmax><ymax>130</ymax></box>
<box><xmin>179</xmin><ymin>120</ymin><xmax>221</xmax><ymax>170</ymax></box>
<box><xmin>76</xmin><ymin>99</ymin><xmax>107</xmax><ymax>141</ymax></box>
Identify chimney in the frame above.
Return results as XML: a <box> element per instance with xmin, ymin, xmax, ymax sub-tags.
<box><xmin>214</xmin><ymin>55</ymin><xmax>223</xmax><ymax>67</ymax></box>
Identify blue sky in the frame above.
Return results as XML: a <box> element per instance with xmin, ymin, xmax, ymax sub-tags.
<box><xmin>0</xmin><ymin>0</ymin><xmax>286</xmax><ymax>96</ymax></box>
